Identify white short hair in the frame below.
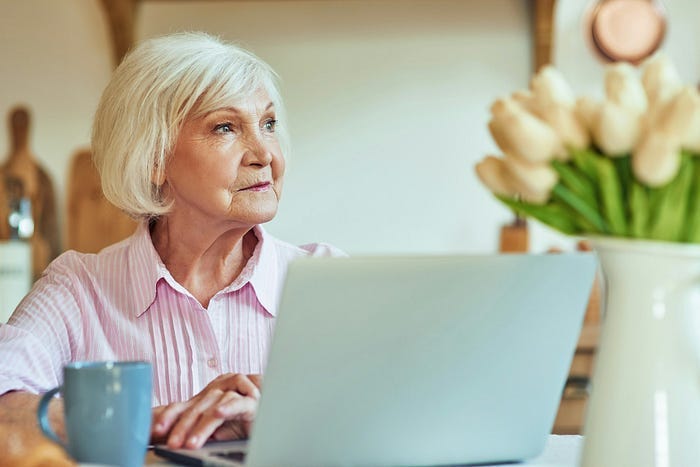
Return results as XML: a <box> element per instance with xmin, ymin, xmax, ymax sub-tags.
<box><xmin>91</xmin><ymin>31</ymin><xmax>289</xmax><ymax>219</ymax></box>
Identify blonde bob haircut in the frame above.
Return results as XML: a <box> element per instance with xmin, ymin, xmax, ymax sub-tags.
<box><xmin>92</xmin><ymin>31</ymin><xmax>288</xmax><ymax>219</ymax></box>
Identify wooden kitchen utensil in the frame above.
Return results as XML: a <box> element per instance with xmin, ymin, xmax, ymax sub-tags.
<box><xmin>499</xmin><ymin>216</ymin><xmax>529</xmax><ymax>253</ymax></box>
<box><xmin>66</xmin><ymin>149</ymin><xmax>136</xmax><ymax>253</ymax></box>
<box><xmin>1</xmin><ymin>106</ymin><xmax>59</xmax><ymax>279</ymax></box>
<box><xmin>0</xmin><ymin>173</ymin><xmax>8</xmax><ymax>240</ymax></box>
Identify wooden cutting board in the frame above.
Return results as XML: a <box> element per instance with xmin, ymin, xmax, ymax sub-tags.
<box><xmin>0</xmin><ymin>106</ymin><xmax>59</xmax><ymax>280</ymax></box>
<box><xmin>0</xmin><ymin>173</ymin><xmax>8</xmax><ymax>241</ymax></box>
<box><xmin>66</xmin><ymin>149</ymin><xmax>137</xmax><ymax>253</ymax></box>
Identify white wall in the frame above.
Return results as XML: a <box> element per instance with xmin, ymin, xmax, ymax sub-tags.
<box><xmin>2</xmin><ymin>1</ymin><xmax>697</xmax><ymax>257</ymax></box>
<box><xmin>138</xmin><ymin>0</ymin><xmax>532</xmax><ymax>254</ymax></box>
<box><xmin>0</xmin><ymin>0</ymin><xmax>113</xmax><ymax>249</ymax></box>
<box><xmin>555</xmin><ymin>0</ymin><xmax>700</xmax><ymax>95</ymax></box>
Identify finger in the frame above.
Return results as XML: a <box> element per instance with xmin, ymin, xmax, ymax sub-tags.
<box><xmin>167</xmin><ymin>389</ymin><xmax>225</xmax><ymax>448</ymax></box>
<box><xmin>151</xmin><ymin>407</ymin><xmax>169</xmax><ymax>443</ymax></box>
<box><xmin>195</xmin><ymin>397</ymin><xmax>258</xmax><ymax>444</ymax></box>
<box><xmin>213</xmin><ymin>374</ymin><xmax>261</xmax><ymax>400</ymax></box>
<box><xmin>248</xmin><ymin>374</ymin><xmax>263</xmax><ymax>390</ymax></box>
<box><xmin>211</xmin><ymin>419</ymin><xmax>252</xmax><ymax>441</ymax></box>
<box><xmin>215</xmin><ymin>393</ymin><xmax>258</xmax><ymax>419</ymax></box>
<box><xmin>152</xmin><ymin>402</ymin><xmax>190</xmax><ymax>438</ymax></box>
<box><xmin>183</xmin><ymin>391</ymin><xmax>248</xmax><ymax>449</ymax></box>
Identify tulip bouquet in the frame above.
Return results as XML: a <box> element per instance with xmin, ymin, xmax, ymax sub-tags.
<box><xmin>475</xmin><ymin>55</ymin><xmax>700</xmax><ymax>243</ymax></box>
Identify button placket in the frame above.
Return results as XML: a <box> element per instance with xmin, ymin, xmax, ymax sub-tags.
<box><xmin>204</xmin><ymin>298</ymin><xmax>224</xmax><ymax>375</ymax></box>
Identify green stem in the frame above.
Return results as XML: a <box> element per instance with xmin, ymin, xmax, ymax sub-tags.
<box><xmin>497</xmin><ymin>196</ymin><xmax>579</xmax><ymax>236</ymax></box>
<box><xmin>552</xmin><ymin>184</ymin><xmax>608</xmax><ymax>234</ymax></box>
<box><xmin>649</xmin><ymin>153</ymin><xmax>693</xmax><ymax>242</ymax></box>
<box><xmin>629</xmin><ymin>181</ymin><xmax>649</xmax><ymax>238</ymax></box>
<box><xmin>594</xmin><ymin>156</ymin><xmax>628</xmax><ymax>236</ymax></box>
<box><xmin>551</xmin><ymin>160</ymin><xmax>599</xmax><ymax>210</ymax></box>
<box><xmin>684</xmin><ymin>156</ymin><xmax>700</xmax><ymax>242</ymax></box>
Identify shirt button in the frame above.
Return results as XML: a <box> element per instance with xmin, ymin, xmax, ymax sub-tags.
<box><xmin>207</xmin><ymin>358</ymin><xmax>218</xmax><ymax>368</ymax></box>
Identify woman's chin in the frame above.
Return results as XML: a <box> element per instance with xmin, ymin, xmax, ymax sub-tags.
<box><xmin>228</xmin><ymin>206</ymin><xmax>278</xmax><ymax>226</ymax></box>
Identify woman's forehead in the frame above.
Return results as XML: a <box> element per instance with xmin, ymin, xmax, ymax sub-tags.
<box><xmin>192</xmin><ymin>87</ymin><xmax>275</xmax><ymax>118</ymax></box>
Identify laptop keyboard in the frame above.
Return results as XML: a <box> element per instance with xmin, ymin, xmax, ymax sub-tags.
<box><xmin>212</xmin><ymin>450</ymin><xmax>246</xmax><ymax>462</ymax></box>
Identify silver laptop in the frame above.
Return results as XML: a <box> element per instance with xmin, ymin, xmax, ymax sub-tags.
<box><xmin>155</xmin><ymin>253</ymin><xmax>596</xmax><ymax>466</ymax></box>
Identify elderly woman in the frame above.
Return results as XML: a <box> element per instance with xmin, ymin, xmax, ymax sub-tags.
<box><xmin>0</xmin><ymin>31</ymin><xmax>343</xmax><ymax>455</ymax></box>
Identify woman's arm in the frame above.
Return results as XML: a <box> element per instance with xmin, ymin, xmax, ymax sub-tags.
<box><xmin>0</xmin><ymin>374</ymin><xmax>259</xmax><ymax>460</ymax></box>
<box><xmin>0</xmin><ymin>391</ymin><xmax>73</xmax><ymax>466</ymax></box>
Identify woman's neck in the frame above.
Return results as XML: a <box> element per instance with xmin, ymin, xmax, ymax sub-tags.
<box><xmin>150</xmin><ymin>215</ymin><xmax>257</xmax><ymax>308</ymax></box>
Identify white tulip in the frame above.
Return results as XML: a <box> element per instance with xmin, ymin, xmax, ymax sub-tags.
<box><xmin>489</xmin><ymin>98</ymin><xmax>564</xmax><ymax>164</ymax></box>
<box><xmin>475</xmin><ymin>155</ymin><xmax>518</xmax><ymax>199</ymax></box>
<box><xmin>641</xmin><ymin>53</ymin><xmax>682</xmax><ymax>106</ymax></box>
<box><xmin>512</xmin><ymin>91</ymin><xmax>590</xmax><ymax>151</ymax></box>
<box><xmin>655</xmin><ymin>86</ymin><xmax>700</xmax><ymax>146</ymax></box>
<box><xmin>503</xmin><ymin>155</ymin><xmax>559</xmax><ymax>205</ymax></box>
<box><xmin>537</xmin><ymin>104</ymin><xmax>590</xmax><ymax>151</ymax></box>
<box><xmin>637</xmin><ymin>101</ymin><xmax>667</xmax><ymax>140</ymax></box>
<box><xmin>530</xmin><ymin>65</ymin><xmax>576</xmax><ymax>108</ymax></box>
<box><xmin>511</xmin><ymin>90</ymin><xmax>541</xmax><ymax>116</ymax></box>
<box><xmin>679</xmin><ymin>93</ymin><xmax>700</xmax><ymax>153</ymax></box>
<box><xmin>632</xmin><ymin>131</ymin><xmax>682</xmax><ymax>187</ymax></box>
<box><xmin>511</xmin><ymin>91</ymin><xmax>590</xmax><ymax>154</ymax></box>
<box><xmin>575</xmin><ymin>97</ymin><xmax>600</xmax><ymax>133</ymax></box>
<box><xmin>605</xmin><ymin>62</ymin><xmax>647</xmax><ymax>114</ymax></box>
<box><xmin>593</xmin><ymin>100</ymin><xmax>641</xmax><ymax>156</ymax></box>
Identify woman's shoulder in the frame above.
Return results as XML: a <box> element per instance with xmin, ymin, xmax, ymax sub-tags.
<box><xmin>42</xmin><ymin>232</ymin><xmax>136</xmax><ymax>279</ymax></box>
<box><xmin>262</xmin><ymin>230</ymin><xmax>347</xmax><ymax>259</ymax></box>
<box><xmin>297</xmin><ymin>242</ymin><xmax>348</xmax><ymax>258</ymax></box>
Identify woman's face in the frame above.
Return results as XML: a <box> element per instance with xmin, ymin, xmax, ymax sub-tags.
<box><xmin>163</xmin><ymin>88</ymin><xmax>285</xmax><ymax>228</ymax></box>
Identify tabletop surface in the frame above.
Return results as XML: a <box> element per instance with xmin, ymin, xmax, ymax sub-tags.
<box><xmin>143</xmin><ymin>434</ymin><xmax>583</xmax><ymax>466</ymax></box>
<box><xmin>516</xmin><ymin>435</ymin><xmax>582</xmax><ymax>466</ymax></box>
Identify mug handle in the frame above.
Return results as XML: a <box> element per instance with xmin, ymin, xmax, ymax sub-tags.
<box><xmin>37</xmin><ymin>386</ymin><xmax>65</xmax><ymax>447</ymax></box>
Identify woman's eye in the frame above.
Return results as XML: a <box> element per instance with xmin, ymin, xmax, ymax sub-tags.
<box><xmin>213</xmin><ymin>123</ymin><xmax>235</xmax><ymax>134</ymax></box>
<box><xmin>263</xmin><ymin>119</ymin><xmax>278</xmax><ymax>133</ymax></box>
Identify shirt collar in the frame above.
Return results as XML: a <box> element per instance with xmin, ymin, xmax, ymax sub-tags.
<box><xmin>219</xmin><ymin>225</ymin><xmax>280</xmax><ymax>316</ymax></box>
<box><xmin>129</xmin><ymin>221</ymin><xmax>166</xmax><ymax>317</ymax></box>
<box><xmin>128</xmin><ymin>222</ymin><xmax>282</xmax><ymax>317</ymax></box>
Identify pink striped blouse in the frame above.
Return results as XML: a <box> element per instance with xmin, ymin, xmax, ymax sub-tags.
<box><xmin>0</xmin><ymin>222</ymin><xmax>344</xmax><ymax>406</ymax></box>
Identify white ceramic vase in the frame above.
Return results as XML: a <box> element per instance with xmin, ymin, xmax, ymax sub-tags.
<box><xmin>581</xmin><ymin>237</ymin><xmax>700</xmax><ymax>467</ymax></box>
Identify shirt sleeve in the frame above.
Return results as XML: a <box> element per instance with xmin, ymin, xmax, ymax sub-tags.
<box><xmin>0</xmin><ymin>255</ymin><xmax>83</xmax><ymax>396</ymax></box>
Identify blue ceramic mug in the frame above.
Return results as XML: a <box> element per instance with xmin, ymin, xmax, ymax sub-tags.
<box><xmin>37</xmin><ymin>361</ymin><xmax>152</xmax><ymax>467</ymax></box>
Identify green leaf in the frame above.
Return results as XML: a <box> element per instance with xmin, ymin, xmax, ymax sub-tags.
<box><xmin>629</xmin><ymin>182</ymin><xmax>650</xmax><ymax>238</ymax></box>
<box><xmin>570</xmin><ymin>148</ymin><xmax>601</xmax><ymax>183</ymax></box>
<box><xmin>487</xmin><ymin>148</ymin><xmax>700</xmax><ymax>244</ymax></box>
<box><xmin>649</xmin><ymin>153</ymin><xmax>693</xmax><ymax>241</ymax></box>
<box><xmin>551</xmin><ymin>160</ymin><xmax>599</xmax><ymax>210</ymax></box>
<box><xmin>612</xmin><ymin>156</ymin><xmax>634</xmax><ymax>220</ymax></box>
<box><xmin>497</xmin><ymin>196</ymin><xmax>580</xmax><ymax>236</ymax></box>
<box><xmin>648</xmin><ymin>183</ymin><xmax>667</xmax><ymax>217</ymax></box>
<box><xmin>684</xmin><ymin>157</ymin><xmax>700</xmax><ymax>242</ymax></box>
<box><xmin>552</xmin><ymin>184</ymin><xmax>608</xmax><ymax>234</ymax></box>
<box><xmin>594</xmin><ymin>156</ymin><xmax>628</xmax><ymax>236</ymax></box>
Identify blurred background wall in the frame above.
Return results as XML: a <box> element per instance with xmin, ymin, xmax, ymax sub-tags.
<box><xmin>0</xmin><ymin>0</ymin><xmax>698</xmax><ymax>257</ymax></box>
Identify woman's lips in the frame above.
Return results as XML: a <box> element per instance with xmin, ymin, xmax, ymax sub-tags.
<box><xmin>239</xmin><ymin>181</ymin><xmax>272</xmax><ymax>192</ymax></box>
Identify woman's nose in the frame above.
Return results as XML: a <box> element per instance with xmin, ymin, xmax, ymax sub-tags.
<box><xmin>242</xmin><ymin>135</ymin><xmax>273</xmax><ymax>167</ymax></box>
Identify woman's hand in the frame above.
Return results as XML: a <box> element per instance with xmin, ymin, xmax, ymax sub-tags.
<box><xmin>151</xmin><ymin>373</ymin><xmax>262</xmax><ymax>449</ymax></box>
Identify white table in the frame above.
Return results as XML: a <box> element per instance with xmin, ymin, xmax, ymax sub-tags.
<box><xmin>146</xmin><ymin>435</ymin><xmax>582</xmax><ymax>466</ymax></box>
<box><xmin>516</xmin><ymin>435</ymin><xmax>581</xmax><ymax>466</ymax></box>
